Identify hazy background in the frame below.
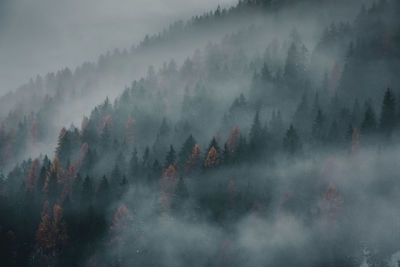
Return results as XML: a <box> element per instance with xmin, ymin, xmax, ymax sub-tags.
<box><xmin>0</xmin><ymin>0</ymin><xmax>236</xmax><ymax>95</ymax></box>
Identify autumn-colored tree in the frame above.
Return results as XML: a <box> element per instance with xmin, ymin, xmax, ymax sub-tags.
<box><xmin>26</xmin><ymin>158</ymin><xmax>41</xmax><ymax>191</ymax></box>
<box><xmin>159</xmin><ymin>164</ymin><xmax>178</xmax><ymax>211</ymax></box>
<box><xmin>185</xmin><ymin>144</ymin><xmax>202</xmax><ymax>173</ymax></box>
<box><xmin>36</xmin><ymin>201</ymin><xmax>68</xmax><ymax>259</ymax></box>
<box><xmin>81</xmin><ymin>116</ymin><xmax>89</xmax><ymax>135</ymax></box>
<box><xmin>109</xmin><ymin>204</ymin><xmax>133</xmax><ymax>246</ymax></box>
<box><xmin>204</xmin><ymin>146</ymin><xmax>220</xmax><ymax>168</ymax></box>
<box><xmin>43</xmin><ymin>158</ymin><xmax>62</xmax><ymax>203</ymax></box>
<box><xmin>100</xmin><ymin>115</ymin><xmax>113</xmax><ymax>134</ymax></box>
<box><xmin>125</xmin><ymin>116</ymin><xmax>135</xmax><ymax>148</ymax></box>
<box><xmin>75</xmin><ymin>142</ymin><xmax>88</xmax><ymax>171</ymax></box>
<box><xmin>226</xmin><ymin>126</ymin><xmax>241</xmax><ymax>153</ymax></box>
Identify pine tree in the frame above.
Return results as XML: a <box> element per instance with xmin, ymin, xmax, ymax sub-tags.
<box><xmin>380</xmin><ymin>88</ymin><xmax>396</xmax><ymax>136</ymax></box>
<box><xmin>100</xmin><ymin>123</ymin><xmax>111</xmax><ymax>150</ymax></box>
<box><xmin>361</xmin><ymin>102</ymin><xmax>377</xmax><ymax>136</ymax></box>
<box><xmin>95</xmin><ymin>176</ymin><xmax>110</xmax><ymax>211</ymax></box>
<box><xmin>312</xmin><ymin>109</ymin><xmax>325</xmax><ymax>142</ymax></box>
<box><xmin>43</xmin><ymin>158</ymin><xmax>61</xmax><ymax>204</ymax></box>
<box><xmin>283</xmin><ymin>125</ymin><xmax>301</xmax><ymax>155</ymax></box>
<box><xmin>26</xmin><ymin>158</ymin><xmax>41</xmax><ymax>191</ymax></box>
<box><xmin>178</xmin><ymin>135</ymin><xmax>196</xmax><ymax>169</ymax></box>
<box><xmin>207</xmin><ymin>137</ymin><xmax>221</xmax><ymax>155</ymax></box>
<box><xmin>249</xmin><ymin>111</ymin><xmax>267</xmax><ymax>154</ymax></box>
<box><xmin>165</xmin><ymin>145</ymin><xmax>177</xmax><ymax>168</ymax></box>
<box><xmin>129</xmin><ymin>148</ymin><xmax>140</xmax><ymax>177</ymax></box>
<box><xmin>81</xmin><ymin>175</ymin><xmax>94</xmax><ymax>207</ymax></box>
<box><xmin>159</xmin><ymin>117</ymin><xmax>170</xmax><ymax>137</ymax></box>
<box><xmin>55</xmin><ymin>128</ymin><xmax>71</xmax><ymax>168</ymax></box>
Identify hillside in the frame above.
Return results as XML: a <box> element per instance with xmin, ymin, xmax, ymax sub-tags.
<box><xmin>1</xmin><ymin>1</ymin><xmax>400</xmax><ymax>266</ymax></box>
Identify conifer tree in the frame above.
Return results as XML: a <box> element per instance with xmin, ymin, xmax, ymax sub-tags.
<box><xmin>361</xmin><ymin>102</ymin><xmax>377</xmax><ymax>136</ymax></box>
<box><xmin>178</xmin><ymin>134</ymin><xmax>196</xmax><ymax>169</ymax></box>
<box><xmin>204</xmin><ymin>146</ymin><xmax>220</xmax><ymax>168</ymax></box>
<box><xmin>165</xmin><ymin>145</ymin><xmax>177</xmax><ymax>168</ymax></box>
<box><xmin>380</xmin><ymin>88</ymin><xmax>396</xmax><ymax>136</ymax></box>
<box><xmin>283</xmin><ymin>125</ymin><xmax>301</xmax><ymax>155</ymax></box>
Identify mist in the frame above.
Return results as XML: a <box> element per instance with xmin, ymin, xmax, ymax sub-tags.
<box><xmin>0</xmin><ymin>0</ymin><xmax>399</xmax><ymax>266</ymax></box>
<box><xmin>0</xmin><ymin>0</ymin><xmax>236</xmax><ymax>94</ymax></box>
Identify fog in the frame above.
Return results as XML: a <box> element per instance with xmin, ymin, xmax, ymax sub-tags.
<box><xmin>0</xmin><ymin>0</ymin><xmax>399</xmax><ymax>266</ymax></box>
<box><xmin>0</xmin><ymin>0</ymin><xmax>236</xmax><ymax>94</ymax></box>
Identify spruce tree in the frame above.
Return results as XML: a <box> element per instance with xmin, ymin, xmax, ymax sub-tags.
<box><xmin>361</xmin><ymin>102</ymin><xmax>377</xmax><ymax>136</ymax></box>
<box><xmin>165</xmin><ymin>145</ymin><xmax>176</xmax><ymax>168</ymax></box>
<box><xmin>283</xmin><ymin>125</ymin><xmax>301</xmax><ymax>155</ymax></box>
<box><xmin>380</xmin><ymin>88</ymin><xmax>396</xmax><ymax>136</ymax></box>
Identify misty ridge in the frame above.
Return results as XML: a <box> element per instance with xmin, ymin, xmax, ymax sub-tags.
<box><xmin>1</xmin><ymin>0</ymin><xmax>400</xmax><ymax>266</ymax></box>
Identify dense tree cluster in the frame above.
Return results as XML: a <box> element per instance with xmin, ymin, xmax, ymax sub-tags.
<box><xmin>0</xmin><ymin>0</ymin><xmax>400</xmax><ymax>266</ymax></box>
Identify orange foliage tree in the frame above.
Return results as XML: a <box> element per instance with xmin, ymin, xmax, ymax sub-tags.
<box><xmin>204</xmin><ymin>146</ymin><xmax>220</xmax><ymax>168</ymax></box>
<box><xmin>185</xmin><ymin>144</ymin><xmax>202</xmax><ymax>173</ymax></box>
<box><xmin>43</xmin><ymin>158</ymin><xmax>62</xmax><ymax>202</ymax></box>
<box><xmin>26</xmin><ymin>158</ymin><xmax>41</xmax><ymax>191</ymax></box>
<box><xmin>36</xmin><ymin>201</ymin><xmax>68</xmax><ymax>258</ymax></box>
<box><xmin>75</xmin><ymin>142</ymin><xmax>88</xmax><ymax>171</ymax></box>
<box><xmin>80</xmin><ymin>116</ymin><xmax>89</xmax><ymax>136</ymax></box>
<box><xmin>100</xmin><ymin>115</ymin><xmax>113</xmax><ymax>133</ymax></box>
<box><xmin>159</xmin><ymin>164</ymin><xmax>179</xmax><ymax>212</ymax></box>
<box><xmin>109</xmin><ymin>204</ymin><xmax>133</xmax><ymax>246</ymax></box>
<box><xmin>226</xmin><ymin>126</ymin><xmax>241</xmax><ymax>153</ymax></box>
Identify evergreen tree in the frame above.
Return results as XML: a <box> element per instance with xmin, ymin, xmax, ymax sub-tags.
<box><xmin>249</xmin><ymin>111</ymin><xmax>267</xmax><ymax>154</ymax></box>
<box><xmin>95</xmin><ymin>176</ymin><xmax>110</xmax><ymax>211</ymax></box>
<box><xmin>129</xmin><ymin>148</ymin><xmax>140</xmax><ymax>177</ymax></box>
<box><xmin>100</xmin><ymin>123</ymin><xmax>111</xmax><ymax>150</ymax></box>
<box><xmin>81</xmin><ymin>176</ymin><xmax>94</xmax><ymax>207</ymax></box>
<box><xmin>207</xmin><ymin>137</ymin><xmax>221</xmax><ymax>155</ymax></box>
<box><xmin>178</xmin><ymin>135</ymin><xmax>196</xmax><ymax>168</ymax></box>
<box><xmin>312</xmin><ymin>108</ymin><xmax>325</xmax><ymax>142</ymax></box>
<box><xmin>380</xmin><ymin>88</ymin><xmax>396</xmax><ymax>136</ymax></box>
<box><xmin>361</xmin><ymin>102</ymin><xmax>377</xmax><ymax>136</ymax></box>
<box><xmin>165</xmin><ymin>145</ymin><xmax>177</xmax><ymax>168</ymax></box>
<box><xmin>283</xmin><ymin>125</ymin><xmax>301</xmax><ymax>155</ymax></box>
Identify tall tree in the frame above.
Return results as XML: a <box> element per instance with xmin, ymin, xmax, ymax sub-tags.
<box><xmin>185</xmin><ymin>144</ymin><xmax>202</xmax><ymax>174</ymax></box>
<box><xmin>380</xmin><ymin>88</ymin><xmax>396</xmax><ymax>137</ymax></box>
<box><xmin>178</xmin><ymin>135</ymin><xmax>196</xmax><ymax>169</ymax></box>
<box><xmin>283</xmin><ymin>125</ymin><xmax>301</xmax><ymax>155</ymax></box>
<box><xmin>36</xmin><ymin>202</ymin><xmax>68</xmax><ymax>260</ymax></box>
<box><xmin>204</xmin><ymin>146</ymin><xmax>221</xmax><ymax>168</ymax></box>
<box><xmin>361</xmin><ymin>102</ymin><xmax>377</xmax><ymax>136</ymax></box>
<box><xmin>164</xmin><ymin>145</ymin><xmax>177</xmax><ymax>169</ymax></box>
<box><xmin>312</xmin><ymin>108</ymin><xmax>325</xmax><ymax>142</ymax></box>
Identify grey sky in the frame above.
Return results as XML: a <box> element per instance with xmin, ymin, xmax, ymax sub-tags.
<box><xmin>0</xmin><ymin>0</ymin><xmax>236</xmax><ymax>95</ymax></box>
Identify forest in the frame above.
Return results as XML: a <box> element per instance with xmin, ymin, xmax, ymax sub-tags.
<box><xmin>0</xmin><ymin>0</ymin><xmax>400</xmax><ymax>266</ymax></box>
